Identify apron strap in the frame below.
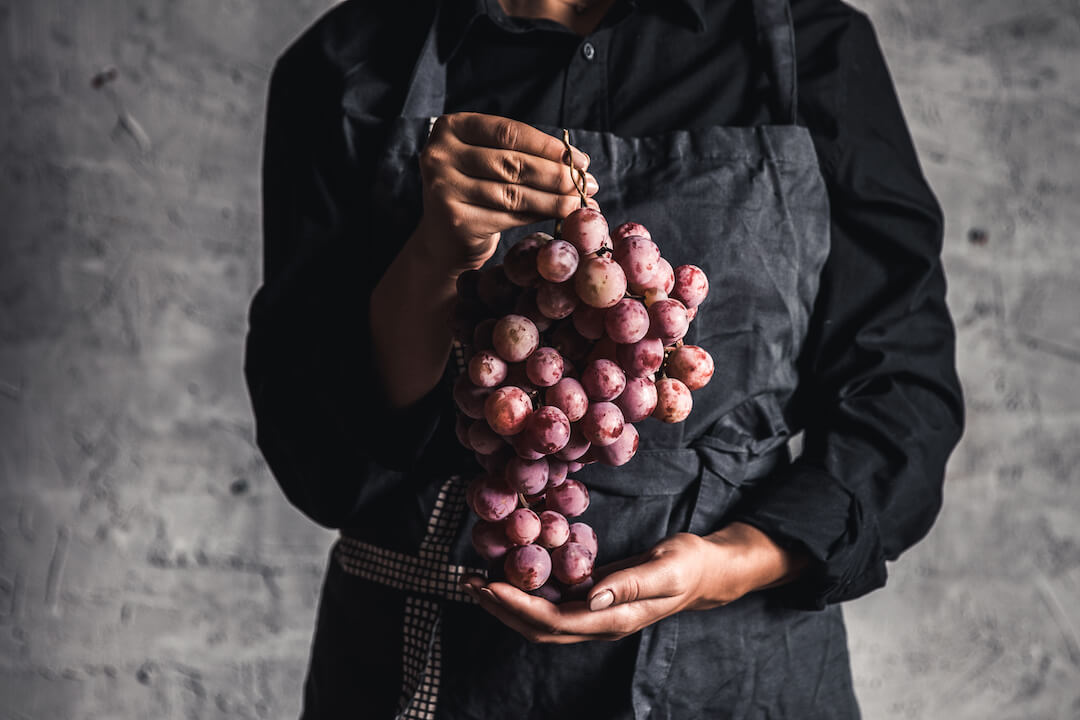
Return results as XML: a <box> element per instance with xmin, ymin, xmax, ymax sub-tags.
<box><xmin>750</xmin><ymin>0</ymin><xmax>799</xmax><ymax>124</ymax></box>
<box><xmin>400</xmin><ymin>3</ymin><xmax>448</xmax><ymax>120</ymax></box>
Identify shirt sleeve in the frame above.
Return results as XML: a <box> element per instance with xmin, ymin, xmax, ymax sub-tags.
<box><xmin>729</xmin><ymin>8</ymin><xmax>965</xmax><ymax>609</ymax></box>
<box><xmin>243</xmin><ymin>15</ymin><xmax>443</xmax><ymax>529</ymax></box>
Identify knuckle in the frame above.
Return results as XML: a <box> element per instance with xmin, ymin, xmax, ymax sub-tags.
<box><xmin>499</xmin><ymin>154</ymin><xmax>524</xmax><ymax>184</ymax></box>
<box><xmin>502</xmin><ymin>183</ymin><xmax>523</xmax><ymax>211</ymax></box>
<box><xmin>496</xmin><ymin>119</ymin><xmax>519</xmax><ymax>149</ymax></box>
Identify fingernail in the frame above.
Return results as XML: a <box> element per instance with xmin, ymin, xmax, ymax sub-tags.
<box><xmin>585</xmin><ymin>172</ymin><xmax>599</xmax><ymax>195</ymax></box>
<box><xmin>480</xmin><ymin>588</ymin><xmax>499</xmax><ymax>604</ymax></box>
<box><xmin>462</xmin><ymin>584</ymin><xmax>479</xmax><ymax>600</ymax></box>
<box><xmin>570</xmin><ymin>147</ymin><xmax>590</xmax><ymax>170</ymax></box>
<box><xmin>589</xmin><ymin>590</ymin><xmax>614</xmax><ymax>611</ymax></box>
<box><xmin>586</xmin><ymin>197</ymin><xmax>600</xmax><ymax>210</ymax></box>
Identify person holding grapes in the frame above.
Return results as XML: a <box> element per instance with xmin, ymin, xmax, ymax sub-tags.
<box><xmin>245</xmin><ymin>0</ymin><xmax>963</xmax><ymax>717</ymax></box>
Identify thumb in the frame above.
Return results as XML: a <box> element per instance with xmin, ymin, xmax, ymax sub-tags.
<box><xmin>586</xmin><ymin>554</ymin><xmax>680</xmax><ymax>612</ymax></box>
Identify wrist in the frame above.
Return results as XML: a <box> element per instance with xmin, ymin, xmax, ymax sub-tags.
<box><xmin>699</xmin><ymin>522</ymin><xmax>808</xmax><ymax>605</ymax></box>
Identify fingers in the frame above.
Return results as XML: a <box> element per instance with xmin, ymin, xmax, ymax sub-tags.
<box><xmin>455</xmin><ymin>144</ymin><xmax>597</xmax><ymax>197</ymax></box>
<box><xmin>588</xmin><ymin>542</ymin><xmax>699</xmax><ymax>610</ymax></box>
<box><xmin>443</xmin><ymin>165</ymin><xmax>593</xmax><ymax>222</ymax></box>
<box><xmin>445</xmin><ymin>113</ymin><xmax>589</xmax><ymax>169</ymax></box>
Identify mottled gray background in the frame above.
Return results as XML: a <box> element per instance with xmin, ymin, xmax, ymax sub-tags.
<box><xmin>0</xmin><ymin>0</ymin><xmax>1077</xmax><ymax>717</ymax></box>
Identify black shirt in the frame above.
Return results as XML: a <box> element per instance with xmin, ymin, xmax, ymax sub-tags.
<box><xmin>245</xmin><ymin>0</ymin><xmax>964</xmax><ymax>610</ymax></box>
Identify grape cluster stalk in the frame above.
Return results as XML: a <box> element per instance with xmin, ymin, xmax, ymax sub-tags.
<box><xmin>453</xmin><ymin>146</ymin><xmax>715</xmax><ymax>600</ymax></box>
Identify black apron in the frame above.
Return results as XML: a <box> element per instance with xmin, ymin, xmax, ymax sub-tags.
<box><xmin>319</xmin><ymin>1</ymin><xmax>862</xmax><ymax>718</ymax></box>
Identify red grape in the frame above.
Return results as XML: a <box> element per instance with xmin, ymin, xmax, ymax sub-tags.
<box><xmin>505</xmin><ymin>508</ymin><xmax>542</xmax><ymax>545</ymax></box>
<box><xmin>523</xmin><ymin>405</ymin><xmax>571</xmax><ymax>455</ymax></box>
<box><xmin>537</xmin><ymin>238</ymin><xmax>579</xmax><ymax>283</ymax></box>
<box><xmin>554</xmin><ymin>423</ymin><xmax>591</xmax><ymax>461</ymax></box>
<box><xmin>468</xmin><ymin>474</ymin><xmax>518</xmax><ymax>522</ymax></box>
<box><xmin>455</xmin><ymin>415</ymin><xmax>473</xmax><ymax>450</ymax></box>
<box><xmin>484</xmin><ymin>385</ymin><xmax>533</xmax><ymax>435</ymax></box>
<box><xmin>671</xmin><ymin>264</ymin><xmax>709</xmax><ymax>308</ymax></box>
<box><xmin>604</xmin><ymin>297</ymin><xmax>650</xmax><ymax>344</ymax></box>
<box><xmin>648</xmin><ymin>298</ymin><xmax>689</xmax><ymax>345</ymax></box>
<box><xmin>492</xmin><ymin>314</ymin><xmax>540</xmax><ymax>363</ymax></box>
<box><xmin>545</xmin><ymin>377</ymin><xmax>589</xmax><ymax>422</ymax></box>
<box><xmin>504</xmin><ymin>233</ymin><xmax>548</xmax><ymax>287</ymax></box>
<box><xmin>611</xmin><ymin>221</ymin><xmax>651</xmax><ymax>244</ymax></box>
<box><xmin>552</xmin><ymin>542</ymin><xmax>594</xmax><ymax>585</ymax></box>
<box><xmin>581</xmin><ymin>358</ymin><xmax>626</xmax><ymax>402</ymax></box>
<box><xmin>505</xmin><ymin>544</ymin><xmax>552</xmax><ymax>591</ymax></box>
<box><xmin>615</xmin><ymin>336</ymin><xmax>664</xmax><ymax>378</ymax></box>
<box><xmin>613</xmin><ymin>235</ymin><xmax>661</xmax><ymax>289</ymax></box>
<box><xmin>526</xmin><ymin>347</ymin><xmax>564</xmax><ymax>387</ymax></box>
<box><xmin>510</xmin><ymin>431</ymin><xmax>545</xmax><ymax>461</ymax></box>
<box><xmin>632</xmin><ymin>257</ymin><xmax>675</xmax><ymax>295</ymax></box>
<box><xmin>546</xmin><ymin>479</ymin><xmax>590</xmax><ymax>517</ymax></box>
<box><xmin>575</xmin><ymin>256</ymin><xmax>627</xmax><ymax>309</ymax></box>
<box><xmin>568</xmin><ymin>523</ymin><xmax>598</xmax><ymax>557</ymax></box>
<box><xmin>472</xmin><ymin>520</ymin><xmax>513</xmax><ymax>561</ymax></box>
<box><xmin>563</xmin><ymin>575</ymin><xmax>596</xmax><ymax>600</ymax></box>
<box><xmin>468</xmin><ymin>349</ymin><xmax>508</xmax><ymax>388</ymax></box>
<box><xmin>549</xmin><ymin>322</ymin><xmax>592</xmax><ymax>365</ymax></box>
<box><xmin>593</xmin><ymin>422</ymin><xmax>639</xmax><ymax>467</ymax></box>
<box><xmin>666</xmin><ymin>345</ymin><xmax>715</xmax><ymax>390</ymax></box>
<box><xmin>653</xmin><ymin>377</ymin><xmax>693</xmax><ymax>423</ymax></box>
<box><xmin>454</xmin><ymin>374</ymin><xmax>494</xmax><ymax>419</ymax></box>
<box><xmin>547</xmin><ymin>459</ymin><xmax>569</xmax><ymax>487</ymax></box>
<box><xmin>562</xmin><ymin>207</ymin><xmax>609</xmax><ymax>255</ymax></box>
<box><xmin>571</xmin><ymin>304</ymin><xmax>607</xmax><ymax>340</ymax></box>
<box><xmin>505</xmin><ymin>456</ymin><xmax>549</xmax><ymax>495</ymax></box>
<box><xmin>468</xmin><ymin>420</ymin><xmax>506</xmax><ymax>455</ymax></box>
<box><xmin>513</xmin><ymin>290</ymin><xmax>553</xmax><ymax>332</ymax></box>
<box><xmin>536</xmin><ymin>280</ymin><xmax>579</xmax><ymax>320</ymax></box>
<box><xmin>475</xmin><ymin>446</ymin><xmax>513</xmax><ymax>476</ymax></box>
<box><xmin>537</xmin><ymin>510</ymin><xmax>570</xmax><ymax>549</ymax></box>
<box><xmin>532</xmin><ymin>582</ymin><xmax>563</xmax><ymax>603</ymax></box>
<box><xmin>614</xmin><ymin>375</ymin><xmax>658</xmax><ymax>422</ymax></box>
<box><xmin>581</xmin><ymin>401</ymin><xmax>625</xmax><ymax>446</ymax></box>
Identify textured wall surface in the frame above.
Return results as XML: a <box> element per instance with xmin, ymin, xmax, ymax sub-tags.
<box><xmin>0</xmin><ymin>0</ymin><xmax>1076</xmax><ymax>718</ymax></box>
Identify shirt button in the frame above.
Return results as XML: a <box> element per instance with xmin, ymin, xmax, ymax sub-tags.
<box><xmin>581</xmin><ymin>42</ymin><xmax>596</xmax><ymax>61</ymax></box>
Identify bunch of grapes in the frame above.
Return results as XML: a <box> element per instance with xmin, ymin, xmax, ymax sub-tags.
<box><xmin>453</xmin><ymin>207</ymin><xmax>714</xmax><ymax>599</ymax></box>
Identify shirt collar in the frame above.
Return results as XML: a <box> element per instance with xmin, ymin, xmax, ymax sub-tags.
<box><xmin>435</xmin><ymin>0</ymin><xmax>707</xmax><ymax>62</ymax></box>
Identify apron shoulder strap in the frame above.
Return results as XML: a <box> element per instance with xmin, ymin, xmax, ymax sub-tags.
<box><xmin>400</xmin><ymin>3</ymin><xmax>447</xmax><ymax>120</ymax></box>
<box><xmin>750</xmin><ymin>0</ymin><xmax>798</xmax><ymax>125</ymax></box>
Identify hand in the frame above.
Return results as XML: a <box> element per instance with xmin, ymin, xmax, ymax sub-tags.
<box><xmin>462</xmin><ymin>523</ymin><xmax>807</xmax><ymax>644</ymax></box>
<box><xmin>413</xmin><ymin>112</ymin><xmax>598</xmax><ymax>275</ymax></box>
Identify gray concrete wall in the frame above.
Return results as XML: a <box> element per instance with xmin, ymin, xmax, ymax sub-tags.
<box><xmin>0</xmin><ymin>0</ymin><xmax>1076</xmax><ymax>717</ymax></box>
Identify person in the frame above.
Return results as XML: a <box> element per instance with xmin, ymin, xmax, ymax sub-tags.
<box><xmin>244</xmin><ymin>0</ymin><xmax>964</xmax><ymax>717</ymax></box>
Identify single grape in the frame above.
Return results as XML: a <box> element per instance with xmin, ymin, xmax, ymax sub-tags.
<box><xmin>563</xmin><ymin>575</ymin><xmax>596</xmax><ymax>600</ymax></box>
<box><xmin>581</xmin><ymin>401</ymin><xmax>625</xmax><ymax>447</ymax></box>
<box><xmin>546</xmin><ymin>479</ymin><xmax>590</xmax><ymax>518</ymax></box>
<box><xmin>504</xmin><ymin>233</ymin><xmax>548</xmax><ymax>287</ymax></box>
<box><xmin>604</xmin><ymin>297</ymin><xmax>650</xmax><ymax>344</ymax></box>
<box><xmin>514</xmin><ymin>289</ymin><xmax>553</xmax><ymax>332</ymax></box>
<box><xmin>648</xmin><ymin>298</ymin><xmax>689</xmax><ymax>345</ymax></box>
<box><xmin>565</xmin><ymin>460</ymin><xmax>585</xmax><ymax>473</ymax></box>
<box><xmin>571</xmin><ymin>304</ymin><xmax>607</xmax><ymax>340</ymax></box>
<box><xmin>468</xmin><ymin>350</ymin><xmax>508</xmax><ymax>388</ymax></box>
<box><xmin>686</xmin><ymin>305</ymin><xmax>698</xmax><ymax>321</ymax></box>
<box><xmin>568</xmin><ymin>523</ymin><xmax>598</xmax><ymax>557</ymax></box>
<box><xmin>455</xmin><ymin>415</ymin><xmax>473</xmax><ymax>450</ymax></box>
<box><xmin>552</xmin><ymin>542</ymin><xmax>594</xmax><ymax>585</ymax></box>
<box><xmin>526</xmin><ymin>347</ymin><xmax>564</xmax><ymax>387</ymax></box>
<box><xmin>614</xmin><ymin>375</ymin><xmax>658</xmax><ymax>422</ymax></box>
<box><xmin>504</xmin><ymin>544</ymin><xmax>552</xmax><ymax>592</ymax></box>
<box><xmin>532</xmin><ymin>581</ymin><xmax>563</xmax><ymax>603</ymax></box>
<box><xmin>472</xmin><ymin>318</ymin><xmax>496</xmax><ymax>350</ymax></box>
<box><xmin>523</xmin><ymin>405</ymin><xmax>571</xmax><ymax>455</ymax></box>
<box><xmin>524</xmin><ymin>490</ymin><xmax>547</xmax><ymax>506</ymax></box>
<box><xmin>454</xmin><ymin>374</ymin><xmax>494</xmax><ymax>420</ymax></box>
<box><xmin>545</xmin><ymin>377</ymin><xmax>589</xmax><ymax>422</ymax></box>
<box><xmin>581</xmin><ymin>358</ymin><xmax>627</xmax><ymax>402</ymax></box>
<box><xmin>616</xmin><ymin>336</ymin><xmax>665</xmax><ymax>378</ymax></box>
<box><xmin>505</xmin><ymin>508</ymin><xmax>542</xmax><ymax>545</ymax></box>
<box><xmin>472</xmin><ymin>520</ymin><xmax>513</xmax><ymax>561</ymax></box>
<box><xmin>613</xmin><ymin>235</ymin><xmax>661</xmax><ymax>289</ymax></box>
<box><xmin>504</xmin><ymin>363</ymin><xmax>538</xmax><ymax>395</ymax></box>
<box><xmin>671</xmin><ymin>264</ymin><xmax>709</xmax><ymax>308</ymax></box>
<box><xmin>575</xmin><ymin>256</ymin><xmax>628</xmax><ymax>309</ymax></box>
<box><xmin>561</xmin><ymin>207</ymin><xmax>609</xmax><ymax>255</ymax></box>
<box><xmin>504</xmin><ymin>456</ymin><xmax>549</xmax><ymax>494</ymax></box>
<box><xmin>537</xmin><ymin>510</ymin><xmax>570</xmax><ymax>549</ymax></box>
<box><xmin>583</xmin><ymin>336</ymin><xmax>619</xmax><ymax>369</ymax></box>
<box><xmin>666</xmin><ymin>345</ymin><xmax>715</xmax><ymax>390</ymax></box>
<box><xmin>536</xmin><ymin>281</ymin><xmax>579</xmax><ymax>320</ymax></box>
<box><xmin>477</xmin><ymin>264</ymin><xmax>518</xmax><ymax>312</ymax></box>
<box><xmin>475</xmin><ymin>446</ymin><xmax>513</xmax><ymax>476</ymax></box>
<box><xmin>456</xmin><ymin>268</ymin><xmax>482</xmax><ymax>301</ymax></box>
<box><xmin>468</xmin><ymin>474</ymin><xmax>518</xmax><ymax>522</ymax></box>
<box><xmin>484</xmin><ymin>385</ymin><xmax>533</xmax><ymax>436</ymax></box>
<box><xmin>547</xmin><ymin>459</ymin><xmax>569</xmax><ymax>487</ymax></box>
<box><xmin>492</xmin><ymin>314</ymin><xmax>540</xmax><ymax>363</ymax></box>
<box><xmin>537</xmin><ymin>238</ymin><xmax>580</xmax><ymax>283</ymax></box>
<box><xmin>632</xmin><ymin>257</ymin><xmax>675</xmax><ymax>295</ymax></box>
<box><xmin>549</xmin><ymin>322</ymin><xmax>592</xmax><ymax>366</ymax></box>
<box><xmin>594</xmin><ymin>422</ymin><xmax>639</xmax><ymax>467</ymax></box>
<box><xmin>554</xmin><ymin>423</ymin><xmax>591</xmax><ymax>461</ymax></box>
<box><xmin>468</xmin><ymin>420</ymin><xmax>506</xmax><ymax>455</ymax></box>
<box><xmin>653</xmin><ymin>377</ymin><xmax>693</xmax><ymax>423</ymax></box>
<box><xmin>611</xmin><ymin>221</ymin><xmax>651</xmax><ymax>244</ymax></box>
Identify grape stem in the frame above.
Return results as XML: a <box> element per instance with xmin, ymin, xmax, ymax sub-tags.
<box><xmin>561</xmin><ymin>129</ymin><xmax>589</xmax><ymax>209</ymax></box>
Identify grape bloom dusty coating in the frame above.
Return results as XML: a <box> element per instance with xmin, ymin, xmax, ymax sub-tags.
<box><xmin>453</xmin><ymin>201</ymin><xmax>715</xmax><ymax>596</ymax></box>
